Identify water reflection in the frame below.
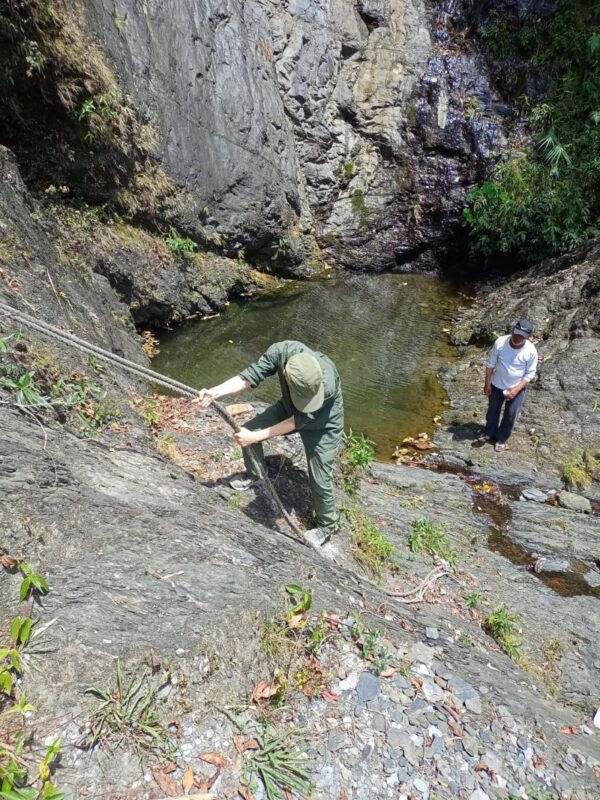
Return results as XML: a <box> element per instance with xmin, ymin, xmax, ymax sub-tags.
<box><xmin>153</xmin><ymin>273</ymin><xmax>460</xmax><ymax>458</ymax></box>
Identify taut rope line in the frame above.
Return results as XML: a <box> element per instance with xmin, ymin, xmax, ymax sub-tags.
<box><xmin>0</xmin><ymin>300</ymin><xmax>451</xmax><ymax>600</ymax></box>
<box><xmin>0</xmin><ymin>300</ymin><xmax>307</xmax><ymax>546</ymax></box>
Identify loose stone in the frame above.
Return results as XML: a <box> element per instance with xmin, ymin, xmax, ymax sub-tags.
<box><xmin>357</xmin><ymin>671</ymin><xmax>381</xmax><ymax>702</ymax></box>
<box><xmin>557</xmin><ymin>490</ymin><xmax>592</xmax><ymax>514</ymax></box>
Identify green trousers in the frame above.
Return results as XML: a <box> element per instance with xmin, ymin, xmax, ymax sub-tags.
<box><xmin>242</xmin><ymin>401</ymin><xmax>341</xmax><ymax>533</ymax></box>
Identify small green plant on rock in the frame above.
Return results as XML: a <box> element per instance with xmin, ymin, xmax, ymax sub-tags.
<box><xmin>240</xmin><ymin>726</ymin><xmax>314</xmax><ymax>800</ymax></box>
<box><xmin>344</xmin><ymin>506</ymin><xmax>396</xmax><ymax>578</ymax></box>
<box><xmin>138</xmin><ymin>396</ymin><xmax>161</xmax><ymax>427</ymax></box>
<box><xmin>0</xmin><ymin>614</ymin><xmax>33</xmax><ymax>695</ymax></box>
<box><xmin>339</xmin><ymin>429</ymin><xmax>375</xmax><ymax>497</ymax></box>
<box><xmin>343</xmin><ymin>430</ymin><xmax>375</xmax><ymax>469</ymax></box>
<box><xmin>81</xmin><ymin>659</ymin><xmax>175</xmax><ymax>760</ymax></box>
<box><xmin>562</xmin><ymin>449</ymin><xmax>599</xmax><ymax>490</ymax></box>
<box><xmin>465</xmin><ymin>591</ymin><xmax>482</xmax><ymax>609</ymax></box>
<box><xmin>409</xmin><ymin>518</ymin><xmax>457</xmax><ymax>567</ymax></box>
<box><xmin>1</xmin><ymin>371</ymin><xmax>49</xmax><ymax>408</ymax></box>
<box><xmin>164</xmin><ymin>228</ymin><xmax>197</xmax><ymax>256</ymax></box>
<box><xmin>259</xmin><ymin>585</ymin><xmax>333</xmax><ymax>706</ymax></box>
<box><xmin>349</xmin><ymin>620</ymin><xmax>390</xmax><ymax>675</ymax></box>
<box><xmin>484</xmin><ymin>606</ymin><xmax>522</xmax><ymax>660</ymax></box>
<box><xmin>350</xmin><ymin>189</ymin><xmax>370</xmax><ymax>224</ymax></box>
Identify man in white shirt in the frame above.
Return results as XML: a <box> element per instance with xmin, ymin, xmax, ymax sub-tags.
<box><xmin>479</xmin><ymin>319</ymin><xmax>538</xmax><ymax>452</ymax></box>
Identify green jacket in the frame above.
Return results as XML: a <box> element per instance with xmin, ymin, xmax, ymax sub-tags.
<box><xmin>239</xmin><ymin>340</ymin><xmax>344</xmax><ymax>439</ymax></box>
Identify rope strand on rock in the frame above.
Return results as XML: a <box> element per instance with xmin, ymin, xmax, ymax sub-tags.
<box><xmin>0</xmin><ymin>299</ymin><xmax>452</xmax><ymax>601</ymax></box>
<box><xmin>0</xmin><ymin>300</ymin><xmax>308</xmax><ymax>547</ymax></box>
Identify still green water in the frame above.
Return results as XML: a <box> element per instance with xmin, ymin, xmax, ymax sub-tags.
<box><xmin>153</xmin><ymin>273</ymin><xmax>460</xmax><ymax>459</ymax></box>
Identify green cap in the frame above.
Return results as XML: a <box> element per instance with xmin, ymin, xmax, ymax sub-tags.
<box><xmin>284</xmin><ymin>353</ymin><xmax>324</xmax><ymax>413</ymax></box>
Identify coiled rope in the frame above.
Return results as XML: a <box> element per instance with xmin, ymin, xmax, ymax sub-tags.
<box><xmin>0</xmin><ymin>299</ymin><xmax>450</xmax><ymax>600</ymax></box>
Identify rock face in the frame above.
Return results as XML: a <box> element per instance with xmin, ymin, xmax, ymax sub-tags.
<box><xmin>81</xmin><ymin>0</ymin><xmax>521</xmax><ymax>270</ymax></box>
<box><xmin>2</xmin><ymin>149</ymin><xmax>600</xmax><ymax>798</ymax></box>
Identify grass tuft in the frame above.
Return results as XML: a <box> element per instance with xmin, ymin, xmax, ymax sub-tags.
<box><xmin>80</xmin><ymin>660</ymin><xmax>175</xmax><ymax>760</ymax></box>
<box><xmin>408</xmin><ymin>518</ymin><xmax>457</xmax><ymax>567</ymax></box>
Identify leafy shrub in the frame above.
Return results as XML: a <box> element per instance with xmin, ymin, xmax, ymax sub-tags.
<box><xmin>484</xmin><ymin>605</ymin><xmax>522</xmax><ymax>660</ymax></box>
<box><xmin>164</xmin><ymin>229</ymin><xmax>197</xmax><ymax>256</ymax></box>
<box><xmin>343</xmin><ymin>430</ymin><xmax>375</xmax><ymax>469</ymax></box>
<box><xmin>465</xmin><ymin>1</ymin><xmax>600</xmax><ymax>265</ymax></box>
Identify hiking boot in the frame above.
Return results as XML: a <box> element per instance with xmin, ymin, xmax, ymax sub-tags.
<box><xmin>303</xmin><ymin>528</ymin><xmax>331</xmax><ymax>547</ymax></box>
<box><xmin>476</xmin><ymin>434</ymin><xmax>491</xmax><ymax>444</ymax></box>
<box><xmin>494</xmin><ymin>442</ymin><xmax>506</xmax><ymax>452</ymax></box>
<box><xmin>230</xmin><ymin>477</ymin><xmax>258</xmax><ymax>491</ymax></box>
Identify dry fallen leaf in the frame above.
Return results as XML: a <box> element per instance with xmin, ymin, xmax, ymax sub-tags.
<box><xmin>252</xmin><ymin>680</ymin><xmax>278</xmax><ymax>704</ymax></box>
<box><xmin>182</xmin><ymin>766</ymin><xmax>195</xmax><ymax>794</ymax></box>
<box><xmin>194</xmin><ymin>768</ymin><xmax>220</xmax><ymax>792</ymax></box>
<box><xmin>322</xmin><ymin>689</ymin><xmax>339</xmax><ymax>701</ymax></box>
<box><xmin>447</xmin><ymin>718</ymin><xmax>463</xmax><ymax>739</ymax></box>
<box><xmin>199</xmin><ymin>751</ymin><xmax>228</xmax><ymax>768</ymax></box>
<box><xmin>286</xmin><ymin>612</ymin><xmax>305</xmax><ymax>629</ymax></box>
<box><xmin>379</xmin><ymin>668</ymin><xmax>396</xmax><ymax>678</ymax></box>
<box><xmin>238</xmin><ymin>783</ymin><xmax>255</xmax><ymax>800</ymax></box>
<box><xmin>560</xmin><ymin>725</ymin><xmax>580</xmax><ymax>735</ymax></box>
<box><xmin>152</xmin><ymin>766</ymin><xmax>180</xmax><ymax>797</ymax></box>
<box><xmin>411</xmin><ymin>677</ymin><xmax>424</xmax><ymax>692</ymax></box>
<box><xmin>283</xmin><ymin>789</ymin><xmax>293</xmax><ymax>800</ymax></box>
<box><xmin>0</xmin><ymin>554</ymin><xmax>19</xmax><ymax>568</ymax></box>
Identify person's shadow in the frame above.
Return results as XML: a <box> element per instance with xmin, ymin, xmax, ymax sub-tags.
<box><xmin>202</xmin><ymin>455</ymin><xmax>313</xmax><ymax>531</ymax></box>
<box><xmin>443</xmin><ymin>422</ymin><xmax>487</xmax><ymax>447</ymax></box>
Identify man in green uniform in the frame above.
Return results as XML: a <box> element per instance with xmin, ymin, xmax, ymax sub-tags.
<box><xmin>196</xmin><ymin>340</ymin><xmax>344</xmax><ymax>545</ymax></box>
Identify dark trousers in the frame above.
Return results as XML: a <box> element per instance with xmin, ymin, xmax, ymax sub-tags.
<box><xmin>484</xmin><ymin>385</ymin><xmax>526</xmax><ymax>444</ymax></box>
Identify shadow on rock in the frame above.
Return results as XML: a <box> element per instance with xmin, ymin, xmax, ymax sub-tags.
<box><xmin>202</xmin><ymin>455</ymin><xmax>313</xmax><ymax>532</ymax></box>
<box><xmin>444</xmin><ymin>422</ymin><xmax>482</xmax><ymax>443</ymax></box>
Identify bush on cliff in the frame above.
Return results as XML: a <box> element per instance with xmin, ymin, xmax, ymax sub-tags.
<box><xmin>464</xmin><ymin>1</ymin><xmax>600</xmax><ymax>265</ymax></box>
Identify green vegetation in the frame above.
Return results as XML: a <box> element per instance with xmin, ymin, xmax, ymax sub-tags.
<box><xmin>0</xmin><ymin>371</ymin><xmax>49</xmax><ymax>408</ymax></box>
<box><xmin>349</xmin><ymin>620</ymin><xmax>390</xmax><ymax>674</ymax></box>
<box><xmin>561</xmin><ymin>448</ymin><xmax>599</xmax><ymax>489</ymax></box>
<box><xmin>0</xmin><ymin>554</ymin><xmax>65</xmax><ymax>800</ymax></box>
<box><xmin>339</xmin><ymin>430</ymin><xmax>375</xmax><ymax>497</ymax></box>
<box><xmin>0</xmin><ymin>0</ymin><xmax>178</xmax><ymax>219</ymax></box>
<box><xmin>343</xmin><ymin>160</ymin><xmax>356</xmax><ymax>179</ymax></box>
<box><xmin>240</xmin><ymin>728</ymin><xmax>313</xmax><ymax>800</ymax></box>
<box><xmin>164</xmin><ymin>229</ymin><xmax>197</xmax><ymax>257</ymax></box>
<box><xmin>408</xmin><ymin>518</ymin><xmax>457</xmax><ymax>567</ymax></box>
<box><xmin>259</xmin><ymin>584</ymin><xmax>331</xmax><ymax>707</ymax></box>
<box><xmin>343</xmin><ymin>430</ymin><xmax>375</xmax><ymax>469</ymax></box>
<box><xmin>465</xmin><ymin>591</ymin><xmax>482</xmax><ymax>609</ymax></box>
<box><xmin>465</xmin><ymin>1</ymin><xmax>600</xmax><ymax>264</ymax></box>
<box><xmin>350</xmin><ymin>189</ymin><xmax>370</xmax><ymax>224</ymax></box>
<box><xmin>344</xmin><ymin>505</ymin><xmax>396</xmax><ymax>578</ymax></box>
<box><xmin>137</xmin><ymin>396</ymin><xmax>161</xmax><ymax>427</ymax></box>
<box><xmin>484</xmin><ymin>605</ymin><xmax>522</xmax><ymax>660</ymax></box>
<box><xmin>81</xmin><ymin>660</ymin><xmax>175</xmax><ymax>760</ymax></box>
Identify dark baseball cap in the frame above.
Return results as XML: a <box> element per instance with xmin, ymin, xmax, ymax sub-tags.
<box><xmin>512</xmin><ymin>319</ymin><xmax>534</xmax><ymax>339</ymax></box>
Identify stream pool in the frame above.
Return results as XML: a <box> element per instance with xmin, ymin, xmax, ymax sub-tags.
<box><xmin>152</xmin><ymin>272</ymin><xmax>461</xmax><ymax>459</ymax></box>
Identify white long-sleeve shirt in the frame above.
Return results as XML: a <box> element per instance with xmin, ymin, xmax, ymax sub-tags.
<box><xmin>486</xmin><ymin>335</ymin><xmax>538</xmax><ymax>391</ymax></box>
